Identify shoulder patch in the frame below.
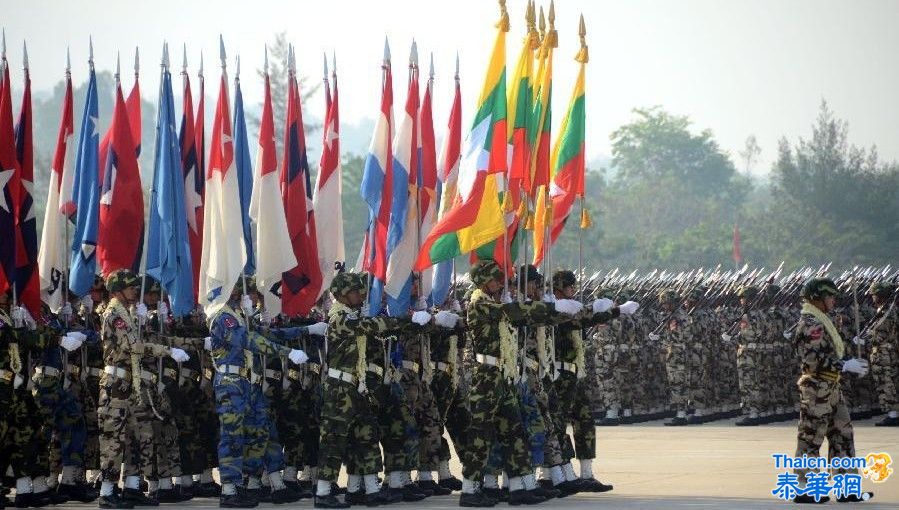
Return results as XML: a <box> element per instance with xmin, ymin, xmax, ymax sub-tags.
<box><xmin>114</xmin><ymin>317</ymin><xmax>127</xmax><ymax>330</ymax></box>
<box><xmin>223</xmin><ymin>316</ymin><xmax>239</xmax><ymax>329</ymax></box>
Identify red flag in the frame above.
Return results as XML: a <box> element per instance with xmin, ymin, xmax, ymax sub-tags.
<box><xmin>732</xmin><ymin>223</ymin><xmax>743</xmax><ymax>266</ymax></box>
<box><xmin>280</xmin><ymin>55</ymin><xmax>322</xmax><ymax>316</ymax></box>
<box><xmin>97</xmin><ymin>81</ymin><xmax>144</xmax><ymax>275</ymax></box>
<box><xmin>0</xmin><ymin>64</ymin><xmax>19</xmax><ymax>295</ymax></box>
<box><xmin>188</xmin><ymin>67</ymin><xmax>206</xmax><ymax>301</ymax></box>
<box><xmin>14</xmin><ymin>61</ymin><xmax>40</xmax><ymax>314</ymax></box>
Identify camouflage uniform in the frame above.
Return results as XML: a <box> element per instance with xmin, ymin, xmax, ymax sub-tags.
<box><xmin>428</xmin><ymin>324</ymin><xmax>470</xmax><ymax>473</ymax></box>
<box><xmin>661</xmin><ymin>302</ymin><xmax>691</xmax><ymax>414</ymax></box>
<box><xmin>736</xmin><ymin>307</ymin><xmax>767</xmax><ymax>415</ymax></box>
<box><xmin>868</xmin><ymin>301</ymin><xmax>898</xmax><ymax>414</ymax></box>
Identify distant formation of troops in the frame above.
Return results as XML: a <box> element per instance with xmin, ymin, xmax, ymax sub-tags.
<box><xmin>0</xmin><ymin>263</ymin><xmax>895</xmax><ymax>508</ymax></box>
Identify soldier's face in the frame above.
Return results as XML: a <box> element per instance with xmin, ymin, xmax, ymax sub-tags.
<box><xmin>345</xmin><ymin>289</ymin><xmax>364</xmax><ymax>307</ymax></box>
<box><xmin>123</xmin><ymin>285</ymin><xmax>139</xmax><ymax>302</ymax></box>
<box><xmin>525</xmin><ymin>281</ymin><xmax>539</xmax><ymax>299</ymax></box>
<box><xmin>823</xmin><ymin>295</ymin><xmax>836</xmax><ymax>312</ymax></box>
<box><xmin>486</xmin><ymin>278</ymin><xmax>503</xmax><ymax>296</ymax></box>
<box><xmin>145</xmin><ymin>292</ymin><xmax>160</xmax><ymax>307</ymax></box>
<box><xmin>561</xmin><ymin>284</ymin><xmax>576</xmax><ymax>299</ymax></box>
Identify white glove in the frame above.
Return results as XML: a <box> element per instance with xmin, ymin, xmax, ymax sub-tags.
<box><xmin>135</xmin><ymin>303</ymin><xmax>148</xmax><ymax>325</ymax></box>
<box><xmin>13</xmin><ymin>374</ymin><xmax>24</xmax><ymax>389</ymax></box>
<box><xmin>59</xmin><ymin>335</ymin><xmax>83</xmax><ymax>352</ymax></box>
<box><xmin>60</xmin><ymin>302</ymin><xmax>73</xmax><ymax>320</ymax></box>
<box><xmin>203</xmin><ymin>336</ymin><xmax>212</xmax><ymax>351</ymax></box>
<box><xmin>451</xmin><ymin>299</ymin><xmax>462</xmax><ymax>313</ymax></box>
<box><xmin>80</xmin><ymin>295</ymin><xmax>94</xmax><ymax>314</ymax></box>
<box><xmin>415</xmin><ymin>296</ymin><xmax>428</xmax><ymax>311</ymax></box>
<box><xmin>554</xmin><ymin>299</ymin><xmax>583</xmax><ymax>316</ymax></box>
<box><xmin>721</xmin><ymin>333</ymin><xmax>732</xmax><ymax>343</ymax></box>
<box><xmin>66</xmin><ymin>331</ymin><xmax>87</xmax><ymax>342</ymax></box>
<box><xmin>258</xmin><ymin>310</ymin><xmax>272</xmax><ymax>327</ymax></box>
<box><xmin>542</xmin><ymin>293</ymin><xmax>556</xmax><ymax>304</ymax></box>
<box><xmin>158</xmin><ymin>301</ymin><xmax>169</xmax><ymax>318</ymax></box>
<box><xmin>648</xmin><ymin>333</ymin><xmax>660</xmax><ymax>342</ymax></box>
<box><xmin>841</xmin><ymin>358</ymin><xmax>869</xmax><ymax>376</ymax></box>
<box><xmin>288</xmin><ymin>349</ymin><xmax>309</xmax><ymax>365</ymax></box>
<box><xmin>306</xmin><ymin>322</ymin><xmax>328</xmax><ymax>336</ymax></box>
<box><xmin>618</xmin><ymin>301</ymin><xmax>640</xmax><ymax>316</ymax></box>
<box><xmin>19</xmin><ymin>307</ymin><xmax>36</xmax><ymax>330</ymax></box>
<box><xmin>10</xmin><ymin>306</ymin><xmax>26</xmax><ymax>328</ymax></box>
<box><xmin>501</xmin><ymin>291</ymin><xmax>513</xmax><ymax>304</ymax></box>
<box><xmin>240</xmin><ymin>294</ymin><xmax>254</xmax><ymax>316</ymax></box>
<box><xmin>851</xmin><ymin>335</ymin><xmax>865</xmax><ymax>346</ymax></box>
<box><xmin>592</xmin><ymin>298</ymin><xmax>614</xmax><ymax>314</ymax></box>
<box><xmin>434</xmin><ymin>310</ymin><xmax>460</xmax><ymax>329</ymax></box>
<box><xmin>169</xmin><ymin>347</ymin><xmax>190</xmax><ymax>363</ymax></box>
<box><xmin>783</xmin><ymin>330</ymin><xmax>793</xmax><ymax>340</ymax></box>
<box><xmin>411</xmin><ymin>310</ymin><xmax>432</xmax><ymax>326</ymax></box>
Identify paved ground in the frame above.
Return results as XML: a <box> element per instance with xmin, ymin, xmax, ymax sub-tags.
<box><xmin>48</xmin><ymin>416</ymin><xmax>899</xmax><ymax>509</ymax></box>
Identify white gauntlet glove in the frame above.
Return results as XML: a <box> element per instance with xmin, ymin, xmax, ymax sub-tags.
<box><xmin>841</xmin><ymin>358</ymin><xmax>869</xmax><ymax>377</ymax></box>
<box><xmin>169</xmin><ymin>347</ymin><xmax>190</xmax><ymax>363</ymax></box>
<box><xmin>618</xmin><ymin>301</ymin><xmax>640</xmax><ymax>316</ymax></box>
<box><xmin>306</xmin><ymin>322</ymin><xmax>328</xmax><ymax>336</ymax></box>
<box><xmin>451</xmin><ymin>299</ymin><xmax>462</xmax><ymax>313</ymax></box>
<box><xmin>157</xmin><ymin>301</ymin><xmax>169</xmax><ymax>319</ymax></box>
<box><xmin>60</xmin><ymin>302</ymin><xmax>74</xmax><ymax>321</ymax></box>
<box><xmin>648</xmin><ymin>333</ymin><xmax>661</xmax><ymax>342</ymax></box>
<box><xmin>434</xmin><ymin>310</ymin><xmax>460</xmax><ymax>328</ymax></box>
<box><xmin>203</xmin><ymin>336</ymin><xmax>212</xmax><ymax>351</ymax></box>
<box><xmin>80</xmin><ymin>295</ymin><xmax>94</xmax><ymax>314</ymax></box>
<box><xmin>554</xmin><ymin>299</ymin><xmax>583</xmax><ymax>316</ymax></box>
<box><xmin>542</xmin><ymin>293</ymin><xmax>556</xmax><ymax>304</ymax></box>
<box><xmin>59</xmin><ymin>334</ymin><xmax>84</xmax><ymax>352</ymax></box>
<box><xmin>851</xmin><ymin>335</ymin><xmax>865</xmax><ymax>346</ymax></box>
<box><xmin>240</xmin><ymin>294</ymin><xmax>254</xmax><ymax>316</ymax></box>
<box><xmin>135</xmin><ymin>303</ymin><xmax>148</xmax><ymax>325</ymax></box>
<box><xmin>501</xmin><ymin>291</ymin><xmax>513</xmax><ymax>304</ymax></box>
<box><xmin>411</xmin><ymin>311</ymin><xmax>432</xmax><ymax>326</ymax></box>
<box><xmin>592</xmin><ymin>298</ymin><xmax>613</xmax><ymax>314</ymax></box>
<box><xmin>721</xmin><ymin>333</ymin><xmax>732</xmax><ymax>343</ymax></box>
<box><xmin>288</xmin><ymin>349</ymin><xmax>309</xmax><ymax>365</ymax></box>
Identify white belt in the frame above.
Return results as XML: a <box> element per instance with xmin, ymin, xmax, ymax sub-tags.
<box><xmin>139</xmin><ymin>369</ymin><xmax>157</xmax><ymax>382</ymax></box>
<box><xmin>327</xmin><ymin>367</ymin><xmax>357</xmax><ymax>385</ymax></box>
<box><xmin>366</xmin><ymin>363</ymin><xmax>384</xmax><ymax>377</ymax></box>
<box><xmin>555</xmin><ymin>361</ymin><xmax>578</xmax><ymax>373</ymax></box>
<box><xmin>86</xmin><ymin>367</ymin><xmax>103</xmax><ymax>378</ymax></box>
<box><xmin>265</xmin><ymin>369</ymin><xmax>282</xmax><ymax>380</ymax></box>
<box><xmin>475</xmin><ymin>353</ymin><xmax>499</xmax><ymax>367</ymax></box>
<box><xmin>104</xmin><ymin>366</ymin><xmax>130</xmax><ymax>379</ymax></box>
<box><xmin>745</xmin><ymin>343</ymin><xmax>758</xmax><ymax>349</ymax></box>
<box><xmin>34</xmin><ymin>366</ymin><xmax>62</xmax><ymax>378</ymax></box>
<box><xmin>401</xmin><ymin>360</ymin><xmax>420</xmax><ymax>373</ymax></box>
<box><xmin>433</xmin><ymin>361</ymin><xmax>451</xmax><ymax>373</ymax></box>
<box><xmin>524</xmin><ymin>357</ymin><xmax>539</xmax><ymax>372</ymax></box>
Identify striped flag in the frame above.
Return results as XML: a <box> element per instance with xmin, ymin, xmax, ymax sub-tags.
<box><xmin>14</xmin><ymin>46</ymin><xmax>40</xmax><ymax>315</ymax></box>
<box><xmin>417</xmin><ymin>57</ymin><xmax>438</xmax><ymax>303</ymax></box>
<box><xmin>184</xmin><ymin>55</ymin><xmax>206</xmax><ymax>302</ymax></box>
<box><xmin>233</xmin><ymin>60</ymin><xmax>255</xmax><ymax>276</ymax></box>
<box><xmin>0</xmin><ymin>54</ymin><xmax>17</xmax><ymax>297</ymax></box>
<box><xmin>414</xmin><ymin>8</ymin><xmax>508</xmax><ymax>271</ymax></box>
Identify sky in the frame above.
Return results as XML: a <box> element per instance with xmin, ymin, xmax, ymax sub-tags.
<box><xmin>3</xmin><ymin>0</ymin><xmax>899</xmax><ymax>175</ymax></box>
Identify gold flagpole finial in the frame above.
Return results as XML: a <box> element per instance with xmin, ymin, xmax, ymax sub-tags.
<box><xmin>576</xmin><ymin>14</ymin><xmax>589</xmax><ymax>64</ymax></box>
<box><xmin>546</xmin><ymin>0</ymin><xmax>558</xmax><ymax>49</ymax></box>
<box><xmin>497</xmin><ymin>0</ymin><xmax>510</xmax><ymax>32</ymax></box>
<box><xmin>526</xmin><ymin>0</ymin><xmax>539</xmax><ymax>49</ymax></box>
<box><xmin>538</xmin><ymin>6</ymin><xmax>546</xmax><ymax>42</ymax></box>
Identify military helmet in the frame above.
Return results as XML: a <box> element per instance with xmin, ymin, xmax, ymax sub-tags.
<box><xmin>518</xmin><ymin>264</ymin><xmax>543</xmax><ymax>284</ymax></box>
<box><xmin>470</xmin><ymin>260</ymin><xmax>504</xmax><ymax>287</ymax></box>
<box><xmin>687</xmin><ymin>287</ymin><xmax>705</xmax><ymax>300</ymax></box>
<box><xmin>143</xmin><ymin>275</ymin><xmax>162</xmax><ymax>294</ymax></box>
<box><xmin>766</xmin><ymin>284</ymin><xmax>781</xmax><ymax>296</ymax></box>
<box><xmin>330</xmin><ymin>272</ymin><xmax>363</xmax><ymax>298</ymax></box>
<box><xmin>105</xmin><ymin>269</ymin><xmax>140</xmax><ymax>293</ymax></box>
<box><xmin>596</xmin><ymin>287</ymin><xmax>615</xmax><ymax>300</ymax></box>
<box><xmin>658</xmin><ymin>289</ymin><xmax>679</xmax><ymax>304</ymax></box>
<box><xmin>737</xmin><ymin>285</ymin><xmax>759</xmax><ymax>299</ymax></box>
<box><xmin>552</xmin><ymin>270</ymin><xmax>577</xmax><ymax>291</ymax></box>
<box><xmin>801</xmin><ymin>277</ymin><xmax>839</xmax><ymax>301</ymax></box>
<box><xmin>867</xmin><ymin>281</ymin><xmax>895</xmax><ymax>298</ymax></box>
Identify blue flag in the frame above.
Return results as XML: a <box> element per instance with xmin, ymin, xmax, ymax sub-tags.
<box><xmin>69</xmin><ymin>67</ymin><xmax>100</xmax><ymax>297</ymax></box>
<box><xmin>232</xmin><ymin>77</ymin><xmax>255</xmax><ymax>276</ymax></box>
<box><xmin>146</xmin><ymin>63</ymin><xmax>194</xmax><ymax>316</ymax></box>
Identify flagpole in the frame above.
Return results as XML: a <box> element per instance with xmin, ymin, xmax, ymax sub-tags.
<box><xmin>62</xmin><ymin>47</ymin><xmax>72</xmax><ymax>325</ymax></box>
<box><xmin>576</xmin><ymin>15</ymin><xmax>587</xmax><ymax>303</ymax></box>
<box><xmin>365</xmin><ymin>38</ymin><xmax>391</xmax><ymax>314</ymax></box>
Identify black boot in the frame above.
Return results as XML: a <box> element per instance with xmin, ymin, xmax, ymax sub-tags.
<box><xmin>330</xmin><ymin>483</ymin><xmax>346</xmax><ymax>495</ymax></box>
<box><xmin>438</xmin><ymin>477</ymin><xmax>463</xmax><ymax>492</ymax></box>
<box><xmin>595</xmin><ymin>416</ymin><xmax>620</xmax><ymax>426</ymax></box>
<box><xmin>343</xmin><ymin>490</ymin><xmax>367</xmax><ymax>506</ymax></box>
<box><xmin>578</xmin><ymin>477</ymin><xmax>613</xmax><ymax>493</ymax></box>
<box><xmin>174</xmin><ymin>484</ymin><xmax>194</xmax><ymax>501</ymax></box>
<box><xmin>98</xmin><ymin>492</ymin><xmax>136</xmax><ymax>509</ymax></box>
<box><xmin>836</xmin><ymin>492</ymin><xmax>873</xmax><ymax>502</ymax></box>
<box><xmin>793</xmin><ymin>494</ymin><xmax>830</xmax><ymax>504</ymax></box>
<box><xmin>553</xmin><ymin>480</ymin><xmax>581</xmax><ymax>498</ymax></box>
<box><xmin>121</xmin><ymin>488</ymin><xmax>158</xmax><ymax>506</ymax></box>
<box><xmin>459</xmin><ymin>490</ymin><xmax>497</xmax><ymax>507</ymax></box>
<box><xmin>532</xmin><ymin>485</ymin><xmax>560</xmax><ymax>500</ymax></box>
<box><xmin>13</xmin><ymin>492</ymin><xmax>52</xmax><ymax>508</ymax></box>
<box><xmin>875</xmin><ymin>416</ymin><xmax>899</xmax><ymax>427</ymax></box>
<box><xmin>219</xmin><ymin>489</ymin><xmax>259</xmax><ymax>508</ymax></box>
<box><xmin>195</xmin><ymin>482</ymin><xmax>222</xmax><ymax>498</ymax></box>
<box><xmin>58</xmin><ymin>482</ymin><xmax>98</xmax><ymax>503</ymax></box>
<box><xmin>482</xmin><ymin>487</ymin><xmax>508</xmax><ymax>502</ymax></box>
<box><xmin>417</xmin><ymin>480</ymin><xmax>452</xmax><ymax>496</ymax></box>
<box><xmin>508</xmin><ymin>489</ymin><xmax>545</xmax><ymax>506</ymax></box>
<box><xmin>270</xmin><ymin>487</ymin><xmax>301</xmax><ymax>504</ymax></box>
<box><xmin>397</xmin><ymin>484</ymin><xmax>427</xmax><ymax>502</ymax></box>
<box><xmin>665</xmin><ymin>416</ymin><xmax>688</xmax><ymax>426</ymax></box>
<box><xmin>735</xmin><ymin>416</ymin><xmax>760</xmax><ymax>426</ymax></box>
<box><xmin>152</xmin><ymin>488</ymin><xmax>182</xmax><ymax>503</ymax></box>
<box><xmin>410</xmin><ymin>481</ymin><xmax>434</xmax><ymax>497</ymax></box>
<box><xmin>314</xmin><ymin>493</ymin><xmax>350</xmax><ymax>508</ymax></box>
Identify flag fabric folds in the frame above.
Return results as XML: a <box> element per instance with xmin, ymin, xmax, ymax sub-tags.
<box><xmin>184</xmin><ymin>63</ymin><xmax>205</xmax><ymax>302</ymax></box>
<box><xmin>146</xmin><ymin>52</ymin><xmax>194</xmax><ymax>317</ymax></box>
<box><xmin>0</xmin><ymin>62</ymin><xmax>18</xmax><ymax>297</ymax></box>
<box><xmin>417</xmin><ymin>64</ymin><xmax>438</xmax><ymax>304</ymax></box>
<box><xmin>13</xmin><ymin>58</ymin><xmax>40</xmax><ymax>315</ymax></box>
<box><xmin>232</xmin><ymin>69</ymin><xmax>255</xmax><ymax>276</ymax></box>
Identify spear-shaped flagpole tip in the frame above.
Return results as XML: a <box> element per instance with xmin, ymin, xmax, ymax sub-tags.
<box><xmin>287</xmin><ymin>44</ymin><xmax>295</xmax><ymax>74</ymax></box>
<box><xmin>265</xmin><ymin>45</ymin><xmax>269</xmax><ymax>77</ymax></box>
<box><xmin>162</xmin><ymin>42</ymin><xmax>169</xmax><ymax>70</ymax></box>
<box><xmin>22</xmin><ymin>40</ymin><xmax>28</xmax><ymax>70</ymax></box>
<box><xmin>383</xmin><ymin>37</ymin><xmax>391</xmax><ymax>64</ymax></box>
<box><xmin>199</xmin><ymin>50</ymin><xmax>204</xmax><ymax>77</ymax></box>
<box><xmin>497</xmin><ymin>0</ymin><xmax>510</xmax><ymax>32</ymax></box>
<box><xmin>429</xmin><ymin>52</ymin><xmax>434</xmax><ymax>79</ymax></box>
<box><xmin>134</xmin><ymin>46</ymin><xmax>140</xmax><ymax>76</ymax></box>
<box><xmin>1</xmin><ymin>28</ymin><xmax>5</xmax><ymax>61</ymax></box>
<box><xmin>88</xmin><ymin>36</ymin><xmax>94</xmax><ymax>68</ymax></box>
<box><xmin>219</xmin><ymin>35</ymin><xmax>226</xmax><ymax>69</ymax></box>
<box><xmin>115</xmin><ymin>51</ymin><xmax>121</xmax><ymax>82</ymax></box>
<box><xmin>455</xmin><ymin>51</ymin><xmax>459</xmax><ymax>79</ymax></box>
<box><xmin>66</xmin><ymin>46</ymin><xmax>71</xmax><ymax>75</ymax></box>
<box><xmin>322</xmin><ymin>51</ymin><xmax>327</xmax><ymax>79</ymax></box>
<box><xmin>576</xmin><ymin>13</ymin><xmax>589</xmax><ymax>64</ymax></box>
<box><xmin>410</xmin><ymin>40</ymin><xmax>418</xmax><ymax>67</ymax></box>
<box><xmin>332</xmin><ymin>50</ymin><xmax>336</xmax><ymax>76</ymax></box>
<box><xmin>182</xmin><ymin>43</ymin><xmax>187</xmax><ymax>74</ymax></box>
<box><xmin>235</xmin><ymin>54</ymin><xmax>240</xmax><ymax>78</ymax></box>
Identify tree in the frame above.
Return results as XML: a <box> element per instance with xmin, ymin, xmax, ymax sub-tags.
<box><xmin>739</xmin><ymin>135</ymin><xmax>761</xmax><ymax>174</ymax></box>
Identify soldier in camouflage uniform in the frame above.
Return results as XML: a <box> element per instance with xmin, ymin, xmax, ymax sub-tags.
<box><xmin>207</xmin><ymin>281</ymin><xmax>310</xmax><ymax>508</ymax></box>
<box><xmin>790</xmin><ymin>278</ymin><xmax>872</xmax><ymax>504</ymax></box>
<box><xmin>733</xmin><ymin>286</ymin><xmax>767</xmax><ymax>426</ymax></box>
<box><xmin>864</xmin><ymin>282</ymin><xmax>898</xmax><ymax>426</ymax></box>
<box><xmin>657</xmin><ymin>289</ymin><xmax>692</xmax><ymax>426</ymax></box>
<box><xmin>683</xmin><ymin>289</ymin><xmax>710</xmax><ymax>423</ymax></box>
<box><xmin>94</xmin><ymin>269</ymin><xmax>191</xmax><ymax>509</ymax></box>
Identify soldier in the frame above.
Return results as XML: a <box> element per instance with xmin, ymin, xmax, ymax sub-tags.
<box><xmin>94</xmin><ymin>269</ymin><xmax>191</xmax><ymax>509</ymax></box>
<box><xmin>654</xmin><ymin>289</ymin><xmax>691</xmax><ymax>426</ymax></box>
<box><xmin>206</xmin><ymin>281</ymin><xmax>311</xmax><ymax>508</ymax></box>
<box><xmin>790</xmin><ymin>278</ymin><xmax>872</xmax><ymax>504</ymax></box>
<box><xmin>860</xmin><ymin>282</ymin><xmax>898</xmax><ymax>426</ymax></box>
<box><xmin>733</xmin><ymin>286</ymin><xmax>767</xmax><ymax>426</ymax></box>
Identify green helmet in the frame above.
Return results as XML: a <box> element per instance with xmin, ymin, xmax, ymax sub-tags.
<box><xmin>142</xmin><ymin>276</ymin><xmax>161</xmax><ymax>294</ymax></box>
<box><xmin>765</xmin><ymin>284</ymin><xmax>781</xmax><ymax>296</ymax></box>
<box><xmin>687</xmin><ymin>287</ymin><xmax>705</xmax><ymax>300</ymax></box>
<box><xmin>552</xmin><ymin>270</ymin><xmax>577</xmax><ymax>291</ymax></box>
<box><xmin>330</xmin><ymin>272</ymin><xmax>363</xmax><ymax>298</ymax></box>
<box><xmin>658</xmin><ymin>289</ymin><xmax>679</xmax><ymax>304</ymax></box>
<box><xmin>470</xmin><ymin>260</ymin><xmax>504</xmax><ymax>287</ymax></box>
<box><xmin>867</xmin><ymin>281</ymin><xmax>895</xmax><ymax>298</ymax></box>
<box><xmin>596</xmin><ymin>287</ymin><xmax>615</xmax><ymax>300</ymax></box>
<box><xmin>105</xmin><ymin>269</ymin><xmax>140</xmax><ymax>293</ymax></box>
<box><xmin>801</xmin><ymin>277</ymin><xmax>839</xmax><ymax>301</ymax></box>
<box><xmin>518</xmin><ymin>264</ymin><xmax>543</xmax><ymax>284</ymax></box>
<box><xmin>737</xmin><ymin>285</ymin><xmax>759</xmax><ymax>299</ymax></box>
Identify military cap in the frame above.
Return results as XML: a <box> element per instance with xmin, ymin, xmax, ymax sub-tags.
<box><xmin>143</xmin><ymin>276</ymin><xmax>162</xmax><ymax>294</ymax></box>
<box><xmin>658</xmin><ymin>289</ymin><xmax>679</xmax><ymax>304</ymax></box>
<box><xmin>330</xmin><ymin>272</ymin><xmax>364</xmax><ymax>297</ymax></box>
<box><xmin>552</xmin><ymin>270</ymin><xmax>577</xmax><ymax>290</ymax></box>
<box><xmin>801</xmin><ymin>277</ymin><xmax>839</xmax><ymax>300</ymax></box>
<box><xmin>471</xmin><ymin>260</ymin><xmax>504</xmax><ymax>287</ymax></box>
<box><xmin>765</xmin><ymin>284</ymin><xmax>781</xmax><ymax>296</ymax></box>
<box><xmin>518</xmin><ymin>264</ymin><xmax>543</xmax><ymax>284</ymax></box>
<box><xmin>105</xmin><ymin>269</ymin><xmax>140</xmax><ymax>293</ymax></box>
<box><xmin>737</xmin><ymin>286</ymin><xmax>759</xmax><ymax>299</ymax></box>
<box><xmin>867</xmin><ymin>281</ymin><xmax>895</xmax><ymax>298</ymax></box>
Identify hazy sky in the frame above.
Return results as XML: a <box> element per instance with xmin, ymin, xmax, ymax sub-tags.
<box><xmin>3</xmin><ymin>0</ymin><xmax>899</xmax><ymax>175</ymax></box>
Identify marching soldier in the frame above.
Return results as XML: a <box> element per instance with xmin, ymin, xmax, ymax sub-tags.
<box><xmin>861</xmin><ymin>282</ymin><xmax>898</xmax><ymax>426</ymax></box>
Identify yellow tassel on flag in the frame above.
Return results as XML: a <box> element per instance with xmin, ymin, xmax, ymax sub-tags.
<box><xmin>580</xmin><ymin>207</ymin><xmax>592</xmax><ymax>229</ymax></box>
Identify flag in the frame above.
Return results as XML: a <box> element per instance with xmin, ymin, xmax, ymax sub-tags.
<box><xmin>414</xmin><ymin>10</ymin><xmax>508</xmax><ymax>271</ymax></box>
<box><xmin>198</xmin><ymin>47</ymin><xmax>246</xmax><ymax>317</ymax></box>
<box><xmin>384</xmin><ymin>47</ymin><xmax>419</xmax><ymax>316</ymax></box>
<box><xmin>418</xmin><ymin>62</ymin><xmax>438</xmax><ymax>303</ymax></box>
<box><xmin>98</xmin><ymin>60</ymin><xmax>141</xmax><ymax>181</ymax></box>
<box><xmin>232</xmin><ymin>67</ymin><xmax>254</xmax><ymax>275</ymax></box>
<box><xmin>249</xmin><ymin>64</ymin><xmax>295</xmax><ymax>315</ymax></box>
<box><xmin>146</xmin><ymin>50</ymin><xmax>194</xmax><ymax>317</ymax></box>
<box><xmin>97</xmin><ymin>75</ymin><xmax>144</xmax><ymax>276</ymax></box>
<box><xmin>68</xmin><ymin>59</ymin><xmax>101</xmax><ymax>297</ymax></box>
<box><xmin>533</xmin><ymin>27</ymin><xmax>585</xmax><ymax>266</ymax></box>
<box><xmin>0</xmin><ymin>61</ymin><xmax>18</xmax><ymax>297</ymax></box>
<box><xmin>13</xmin><ymin>53</ymin><xmax>40</xmax><ymax>315</ymax></box>
<box><xmin>312</xmin><ymin>57</ymin><xmax>344</xmax><ymax>300</ymax></box>
<box><xmin>359</xmin><ymin>42</ymin><xmax>394</xmax><ymax>315</ymax></box>
<box><xmin>428</xmin><ymin>65</ymin><xmax>462</xmax><ymax>306</ymax></box>
<box><xmin>280</xmin><ymin>47</ymin><xmax>322</xmax><ymax>316</ymax></box>
<box><xmin>37</xmin><ymin>65</ymin><xmax>75</xmax><ymax>312</ymax></box>
<box><xmin>531</xmin><ymin>22</ymin><xmax>554</xmax><ymax>196</ymax></box>
<box><xmin>184</xmin><ymin>60</ymin><xmax>206</xmax><ymax>302</ymax></box>
<box><xmin>732</xmin><ymin>223</ymin><xmax>742</xmax><ymax>266</ymax></box>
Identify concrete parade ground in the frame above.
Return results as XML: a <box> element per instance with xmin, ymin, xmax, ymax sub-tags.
<box><xmin>50</xmin><ymin>416</ymin><xmax>899</xmax><ymax>509</ymax></box>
